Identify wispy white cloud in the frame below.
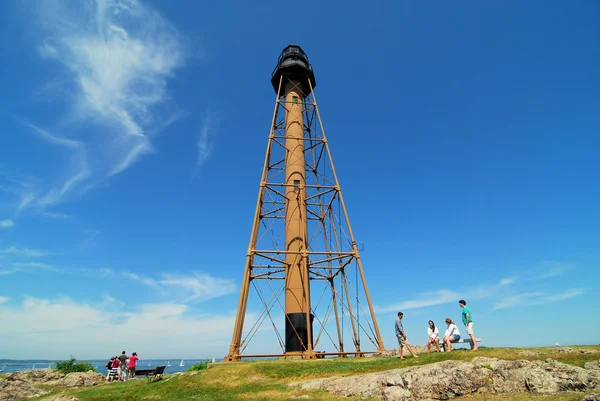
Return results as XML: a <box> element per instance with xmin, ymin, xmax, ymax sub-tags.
<box><xmin>161</xmin><ymin>272</ymin><xmax>236</xmax><ymax>302</ymax></box>
<box><xmin>492</xmin><ymin>292</ymin><xmax>546</xmax><ymax>310</ymax></box>
<box><xmin>379</xmin><ymin>290</ymin><xmax>460</xmax><ymax>312</ymax></box>
<box><xmin>0</xmin><ymin>269</ymin><xmax>20</xmax><ymax>276</ymax></box>
<box><xmin>534</xmin><ymin>261</ymin><xmax>572</xmax><ymax>279</ymax></box>
<box><xmin>197</xmin><ymin>113</ymin><xmax>214</xmax><ymax>168</ymax></box>
<box><xmin>0</xmin><ymin>256</ymin><xmax>57</xmax><ymax>275</ymax></box>
<box><xmin>0</xmin><ymin>219</ymin><xmax>15</xmax><ymax>228</ymax></box>
<box><xmin>12</xmin><ymin>262</ymin><xmax>51</xmax><ymax>268</ymax></box>
<box><xmin>14</xmin><ymin>119</ymin><xmax>90</xmax><ymax>210</ymax></box>
<box><xmin>376</xmin><ymin>278</ymin><xmax>517</xmax><ymax>313</ymax></box>
<box><xmin>18</xmin><ymin>118</ymin><xmax>82</xmax><ymax>150</ymax></box>
<box><xmin>493</xmin><ymin>288</ymin><xmax>586</xmax><ymax>310</ymax></box>
<box><xmin>41</xmin><ymin>211</ymin><xmax>74</xmax><ymax>219</ymax></box>
<box><xmin>499</xmin><ymin>276</ymin><xmax>518</xmax><ymax>286</ymax></box>
<box><xmin>194</xmin><ymin>111</ymin><xmax>220</xmax><ymax>176</ymax></box>
<box><xmin>533</xmin><ymin>288</ymin><xmax>586</xmax><ymax>304</ymax></box>
<box><xmin>377</xmin><ymin>263</ymin><xmax>579</xmax><ymax>313</ymax></box>
<box><xmin>122</xmin><ymin>272</ymin><xmax>159</xmax><ymax>289</ymax></box>
<box><xmin>0</xmin><ymin>244</ymin><xmax>57</xmax><ymax>276</ymax></box>
<box><xmin>6</xmin><ymin>0</ymin><xmax>187</xmax><ymax>213</ymax></box>
<box><xmin>122</xmin><ymin>271</ymin><xmax>236</xmax><ymax>302</ymax></box>
<box><xmin>0</xmin><ymin>246</ymin><xmax>48</xmax><ymax>258</ymax></box>
<box><xmin>12</xmin><ymin>262</ymin><xmax>56</xmax><ymax>270</ymax></box>
<box><xmin>102</xmin><ymin>294</ymin><xmax>118</xmax><ymax>304</ymax></box>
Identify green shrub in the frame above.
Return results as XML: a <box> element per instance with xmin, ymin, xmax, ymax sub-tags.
<box><xmin>188</xmin><ymin>361</ymin><xmax>208</xmax><ymax>372</ymax></box>
<box><xmin>54</xmin><ymin>356</ymin><xmax>97</xmax><ymax>374</ymax></box>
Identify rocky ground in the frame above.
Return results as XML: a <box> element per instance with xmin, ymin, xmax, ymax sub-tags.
<box><xmin>375</xmin><ymin>345</ymin><xmax>600</xmax><ymax>358</ymax></box>
<box><xmin>292</xmin><ymin>352</ymin><xmax>600</xmax><ymax>400</ymax></box>
<box><xmin>0</xmin><ymin>370</ymin><xmax>105</xmax><ymax>401</ymax></box>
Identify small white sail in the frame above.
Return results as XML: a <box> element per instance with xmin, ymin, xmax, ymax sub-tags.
<box><xmin>32</xmin><ymin>364</ymin><xmax>36</xmax><ymax>370</ymax></box>
<box><xmin>167</xmin><ymin>361</ymin><xmax>171</xmax><ymax>367</ymax></box>
<box><xmin>179</xmin><ymin>359</ymin><xmax>184</xmax><ymax>367</ymax></box>
<box><xmin>211</xmin><ymin>357</ymin><xmax>215</xmax><ymax>363</ymax></box>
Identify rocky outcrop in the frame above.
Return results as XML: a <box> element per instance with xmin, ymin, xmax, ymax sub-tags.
<box><xmin>0</xmin><ymin>370</ymin><xmax>105</xmax><ymax>401</ymax></box>
<box><xmin>291</xmin><ymin>357</ymin><xmax>600</xmax><ymax>400</ymax></box>
<box><xmin>374</xmin><ymin>346</ymin><xmax>442</xmax><ymax>358</ymax></box>
<box><xmin>585</xmin><ymin>361</ymin><xmax>600</xmax><ymax>370</ymax></box>
<box><xmin>553</xmin><ymin>347</ymin><xmax>599</xmax><ymax>355</ymax></box>
<box><xmin>579</xmin><ymin>350</ymin><xmax>600</xmax><ymax>355</ymax></box>
<box><xmin>0</xmin><ymin>378</ymin><xmax>51</xmax><ymax>401</ymax></box>
<box><xmin>48</xmin><ymin>371</ymin><xmax>105</xmax><ymax>387</ymax></box>
<box><xmin>3</xmin><ymin>370</ymin><xmax>64</xmax><ymax>384</ymax></box>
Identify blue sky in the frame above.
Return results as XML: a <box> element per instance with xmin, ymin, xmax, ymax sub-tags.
<box><xmin>0</xmin><ymin>0</ymin><xmax>598</xmax><ymax>360</ymax></box>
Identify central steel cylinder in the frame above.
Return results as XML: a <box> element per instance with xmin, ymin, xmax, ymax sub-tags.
<box><xmin>283</xmin><ymin>82</ymin><xmax>312</xmax><ymax>353</ymax></box>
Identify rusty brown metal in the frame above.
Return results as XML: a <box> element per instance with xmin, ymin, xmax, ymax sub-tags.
<box><xmin>225</xmin><ymin>76</ymin><xmax>284</xmax><ymax>362</ymax></box>
<box><xmin>225</xmin><ymin>46</ymin><xmax>384</xmax><ymax>362</ymax></box>
<box><xmin>307</xmin><ymin>78</ymin><xmax>385</xmax><ymax>352</ymax></box>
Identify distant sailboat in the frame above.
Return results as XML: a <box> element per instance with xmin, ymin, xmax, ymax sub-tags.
<box><xmin>166</xmin><ymin>361</ymin><xmax>171</xmax><ymax>367</ymax></box>
<box><xmin>179</xmin><ymin>360</ymin><xmax>184</xmax><ymax>367</ymax></box>
<box><xmin>32</xmin><ymin>364</ymin><xmax>36</xmax><ymax>370</ymax></box>
<box><xmin>211</xmin><ymin>357</ymin><xmax>215</xmax><ymax>363</ymax></box>
<box><xmin>47</xmin><ymin>363</ymin><xmax>52</xmax><ymax>369</ymax></box>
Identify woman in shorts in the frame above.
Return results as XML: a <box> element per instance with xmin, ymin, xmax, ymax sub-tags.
<box><xmin>443</xmin><ymin>318</ymin><xmax>461</xmax><ymax>352</ymax></box>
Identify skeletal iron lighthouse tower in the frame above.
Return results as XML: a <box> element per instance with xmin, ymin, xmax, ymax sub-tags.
<box><xmin>225</xmin><ymin>45</ymin><xmax>385</xmax><ymax>361</ymax></box>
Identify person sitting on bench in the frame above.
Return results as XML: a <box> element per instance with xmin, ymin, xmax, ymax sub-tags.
<box><xmin>443</xmin><ymin>318</ymin><xmax>461</xmax><ymax>352</ymax></box>
<box><xmin>427</xmin><ymin>320</ymin><xmax>441</xmax><ymax>353</ymax></box>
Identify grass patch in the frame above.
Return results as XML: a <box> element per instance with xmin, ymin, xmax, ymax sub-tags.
<box><xmin>37</xmin><ymin>345</ymin><xmax>600</xmax><ymax>401</ymax></box>
<box><xmin>54</xmin><ymin>356</ymin><xmax>97</xmax><ymax>374</ymax></box>
<box><xmin>187</xmin><ymin>361</ymin><xmax>209</xmax><ymax>372</ymax></box>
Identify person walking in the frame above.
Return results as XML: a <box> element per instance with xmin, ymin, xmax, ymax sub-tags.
<box><xmin>459</xmin><ymin>300</ymin><xmax>478</xmax><ymax>351</ymax></box>
<box><xmin>426</xmin><ymin>320</ymin><xmax>440</xmax><ymax>353</ymax></box>
<box><xmin>395</xmin><ymin>312</ymin><xmax>419</xmax><ymax>359</ymax></box>
<box><xmin>443</xmin><ymin>318</ymin><xmax>461</xmax><ymax>351</ymax></box>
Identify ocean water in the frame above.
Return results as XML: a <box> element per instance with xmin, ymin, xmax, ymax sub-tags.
<box><xmin>0</xmin><ymin>359</ymin><xmax>218</xmax><ymax>375</ymax></box>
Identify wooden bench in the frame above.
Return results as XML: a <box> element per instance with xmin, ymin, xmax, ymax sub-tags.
<box><xmin>441</xmin><ymin>338</ymin><xmax>482</xmax><ymax>351</ymax></box>
<box><xmin>135</xmin><ymin>365</ymin><xmax>166</xmax><ymax>382</ymax></box>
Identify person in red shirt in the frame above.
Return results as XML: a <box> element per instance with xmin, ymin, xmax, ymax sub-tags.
<box><xmin>128</xmin><ymin>352</ymin><xmax>139</xmax><ymax>379</ymax></box>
